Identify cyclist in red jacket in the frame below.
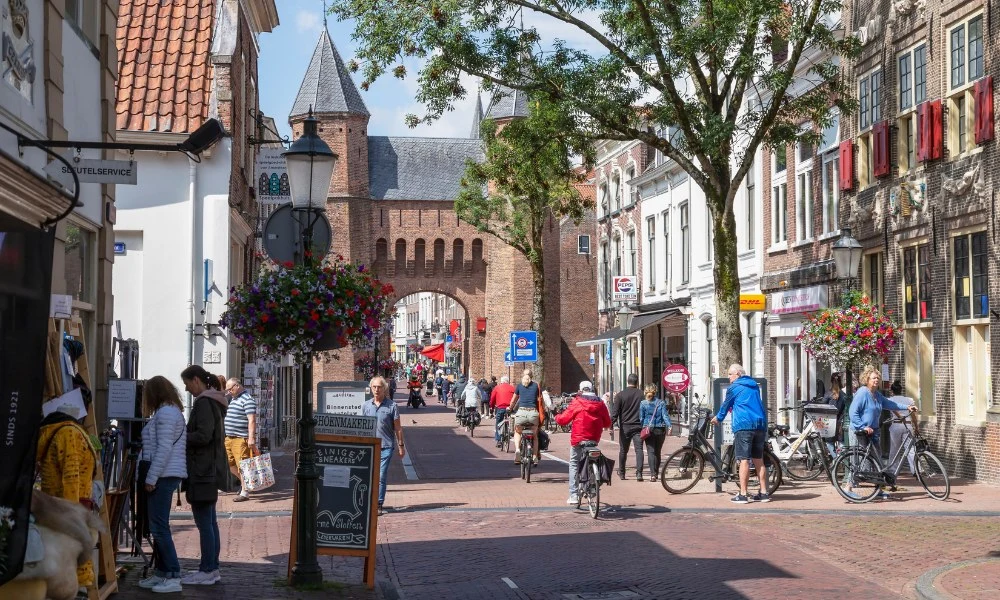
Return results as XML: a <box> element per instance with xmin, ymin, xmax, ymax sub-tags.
<box><xmin>555</xmin><ymin>381</ymin><xmax>612</xmax><ymax>505</ymax></box>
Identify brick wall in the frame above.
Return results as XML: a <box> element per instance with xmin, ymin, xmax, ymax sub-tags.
<box><xmin>560</xmin><ymin>209</ymin><xmax>598</xmax><ymax>391</ymax></box>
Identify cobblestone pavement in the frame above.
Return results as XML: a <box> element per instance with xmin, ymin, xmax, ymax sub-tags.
<box><xmin>109</xmin><ymin>395</ymin><xmax>1000</xmax><ymax>599</ymax></box>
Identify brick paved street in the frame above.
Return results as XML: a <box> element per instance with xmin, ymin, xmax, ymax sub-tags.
<box><xmin>111</xmin><ymin>400</ymin><xmax>1000</xmax><ymax>599</ymax></box>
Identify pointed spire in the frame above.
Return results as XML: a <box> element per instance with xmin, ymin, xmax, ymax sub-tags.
<box><xmin>470</xmin><ymin>92</ymin><xmax>484</xmax><ymax>138</ymax></box>
<box><xmin>485</xmin><ymin>86</ymin><xmax>528</xmax><ymax>120</ymax></box>
<box><xmin>289</xmin><ymin>28</ymin><xmax>369</xmax><ymax>121</ymax></box>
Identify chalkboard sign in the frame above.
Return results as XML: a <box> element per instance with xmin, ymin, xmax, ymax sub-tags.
<box><xmin>314</xmin><ymin>437</ymin><xmax>379</xmax><ymax>550</ymax></box>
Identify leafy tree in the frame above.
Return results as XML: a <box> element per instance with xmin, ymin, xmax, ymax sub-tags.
<box><xmin>456</xmin><ymin>96</ymin><xmax>595</xmax><ymax>384</ymax></box>
<box><xmin>332</xmin><ymin>0</ymin><xmax>859</xmax><ymax>368</ymax></box>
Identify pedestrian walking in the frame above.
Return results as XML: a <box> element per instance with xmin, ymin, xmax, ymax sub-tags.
<box><xmin>611</xmin><ymin>373</ymin><xmax>644</xmax><ymax>480</ymax></box>
<box><xmin>555</xmin><ymin>381</ymin><xmax>612</xmax><ymax>505</ymax></box>
<box><xmin>180</xmin><ymin>366</ymin><xmax>228</xmax><ymax>586</ymax></box>
<box><xmin>362</xmin><ymin>376</ymin><xmax>406</xmax><ymax>511</ymax></box>
<box><xmin>223</xmin><ymin>378</ymin><xmax>257</xmax><ymax>503</ymax></box>
<box><xmin>136</xmin><ymin>376</ymin><xmax>187</xmax><ymax>593</ymax></box>
<box><xmin>440</xmin><ymin>375</ymin><xmax>452</xmax><ymax>406</ymax></box>
<box><xmin>478</xmin><ymin>378</ymin><xmax>491</xmax><ymax>415</ymax></box>
<box><xmin>886</xmin><ymin>380</ymin><xmax>917</xmax><ymax>476</ymax></box>
<box><xmin>639</xmin><ymin>384</ymin><xmax>671</xmax><ymax>483</ymax></box>
<box><xmin>435</xmin><ymin>370</ymin><xmax>444</xmax><ymax>402</ymax></box>
<box><xmin>490</xmin><ymin>375</ymin><xmax>516</xmax><ymax>445</ymax></box>
<box><xmin>712</xmin><ymin>364</ymin><xmax>769</xmax><ymax>504</ymax></box>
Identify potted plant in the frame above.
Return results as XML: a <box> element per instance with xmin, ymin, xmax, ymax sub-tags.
<box><xmin>220</xmin><ymin>256</ymin><xmax>396</xmax><ymax>360</ymax></box>
<box><xmin>797</xmin><ymin>292</ymin><xmax>900</xmax><ymax>372</ymax></box>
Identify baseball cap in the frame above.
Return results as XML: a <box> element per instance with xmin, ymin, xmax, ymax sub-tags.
<box><xmin>579</xmin><ymin>381</ymin><xmax>593</xmax><ymax>391</ymax></box>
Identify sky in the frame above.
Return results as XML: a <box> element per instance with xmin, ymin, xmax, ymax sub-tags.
<box><xmin>258</xmin><ymin>0</ymin><xmax>481</xmax><ymax>141</ymax></box>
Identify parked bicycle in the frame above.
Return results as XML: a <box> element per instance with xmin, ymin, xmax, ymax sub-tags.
<box><xmin>768</xmin><ymin>403</ymin><xmax>838</xmax><ymax>482</ymax></box>
<box><xmin>574</xmin><ymin>440</ymin><xmax>605</xmax><ymax>518</ymax></box>
<box><xmin>660</xmin><ymin>408</ymin><xmax>782</xmax><ymax>495</ymax></box>
<box><xmin>831</xmin><ymin>413</ymin><xmax>949</xmax><ymax>502</ymax></box>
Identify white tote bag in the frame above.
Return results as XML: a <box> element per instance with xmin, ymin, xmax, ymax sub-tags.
<box><xmin>239</xmin><ymin>449</ymin><xmax>275</xmax><ymax>492</ymax></box>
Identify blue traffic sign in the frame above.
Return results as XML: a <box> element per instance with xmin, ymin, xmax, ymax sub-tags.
<box><xmin>605</xmin><ymin>343</ymin><xmax>611</xmax><ymax>361</ymax></box>
<box><xmin>446</xmin><ymin>335</ymin><xmax>453</xmax><ymax>343</ymax></box>
<box><xmin>509</xmin><ymin>330</ymin><xmax>538</xmax><ymax>362</ymax></box>
<box><xmin>504</xmin><ymin>350</ymin><xmax>513</xmax><ymax>367</ymax></box>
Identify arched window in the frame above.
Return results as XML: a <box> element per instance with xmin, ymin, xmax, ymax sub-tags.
<box><xmin>414</xmin><ymin>239</ymin><xmax>426</xmax><ymax>276</ymax></box>
<box><xmin>453</xmin><ymin>239</ymin><xmax>465</xmax><ymax>273</ymax></box>
<box><xmin>433</xmin><ymin>238</ymin><xmax>445</xmax><ymax>273</ymax></box>
<box><xmin>395</xmin><ymin>239</ymin><xmax>407</xmax><ymax>273</ymax></box>
<box><xmin>471</xmin><ymin>238</ymin><xmax>484</xmax><ymax>273</ymax></box>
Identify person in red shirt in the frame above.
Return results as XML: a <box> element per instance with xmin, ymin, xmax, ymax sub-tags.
<box><xmin>489</xmin><ymin>375</ymin><xmax>516</xmax><ymax>447</ymax></box>
<box><xmin>555</xmin><ymin>381</ymin><xmax>612</xmax><ymax>505</ymax></box>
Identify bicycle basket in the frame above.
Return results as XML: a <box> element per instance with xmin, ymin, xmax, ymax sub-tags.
<box><xmin>914</xmin><ymin>438</ymin><xmax>929</xmax><ymax>453</ymax></box>
<box><xmin>803</xmin><ymin>404</ymin><xmax>838</xmax><ymax>438</ymax></box>
<box><xmin>538</xmin><ymin>429</ymin><xmax>550</xmax><ymax>451</ymax></box>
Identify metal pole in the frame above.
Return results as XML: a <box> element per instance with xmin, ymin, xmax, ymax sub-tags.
<box><xmin>291</xmin><ymin>210</ymin><xmax>322</xmax><ymax>586</ymax></box>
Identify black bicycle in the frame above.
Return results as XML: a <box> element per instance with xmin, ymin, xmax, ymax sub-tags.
<box><xmin>575</xmin><ymin>440</ymin><xmax>604</xmax><ymax>518</ymax></box>
<box><xmin>519</xmin><ymin>427</ymin><xmax>535</xmax><ymax>483</ymax></box>
<box><xmin>660</xmin><ymin>408</ymin><xmax>783</xmax><ymax>495</ymax></box>
<box><xmin>496</xmin><ymin>412</ymin><xmax>512</xmax><ymax>453</ymax></box>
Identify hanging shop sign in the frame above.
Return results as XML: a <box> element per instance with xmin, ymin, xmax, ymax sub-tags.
<box><xmin>739</xmin><ymin>293</ymin><xmax>767</xmax><ymax>311</ymax></box>
<box><xmin>770</xmin><ymin>285</ymin><xmax>828</xmax><ymax>315</ymax></box>
<box><xmin>662</xmin><ymin>363</ymin><xmax>691</xmax><ymax>393</ymax></box>
<box><xmin>254</xmin><ymin>147</ymin><xmax>291</xmax><ymax>204</ymax></box>
<box><xmin>44</xmin><ymin>158</ymin><xmax>138</xmax><ymax>186</ymax></box>
<box><xmin>612</xmin><ymin>276</ymin><xmax>638</xmax><ymax>302</ymax></box>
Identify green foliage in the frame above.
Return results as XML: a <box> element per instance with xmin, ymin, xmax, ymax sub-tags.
<box><xmin>455</xmin><ymin>95</ymin><xmax>594</xmax><ymax>261</ymax></box>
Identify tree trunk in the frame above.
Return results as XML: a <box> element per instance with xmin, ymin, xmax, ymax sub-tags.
<box><xmin>530</xmin><ymin>252</ymin><xmax>546</xmax><ymax>389</ymax></box>
<box><xmin>710</xmin><ymin>188</ymin><xmax>744</xmax><ymax>375</ymax></box>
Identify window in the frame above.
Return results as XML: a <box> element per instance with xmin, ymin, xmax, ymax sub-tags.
<box><xmin>598</xmin><ymin>183</ymin><xmax>608</xmax><ymax>217</ymax></box>
<box><xmin>625</xmin><ymin>166</ymin><xmax>636</xmax><ymax>205</ymax></box>
<box><xmin>578</xmin><ymin>235</ymin><xmax>590</xmax><ymax>255</ymax></box>
<box><xmin>601</xmin><ymin>241</ymin><xmax>610</xmax><ymax>304</ymax></box>
<box><xmin>661</xmin><ymin>210</ymin><xmax>670</xmax><ymax>287</ymax></box>
<box><xmin>821</xmin><ymin>152</ymin><xmax>839</xmax><ymax>234</ymax></box>
<box><xmin>902</xmin><ymin>243</ymin><xmax>932</xmax><ymax>324</ymax></box>
<box><xmin>646</xmin><ymin>217</ymin><xmax>656</xmax><ymax>290</ymax></box>
<box><xmin>744</xmin><ymin>160</ymin><xmax>755</xmax><ymax>251</ymax></box>
<box><xmin>612</xmin><ymin>173</ymin><xmax>621</xmax><ymax>212</ymax></box>
<box><xmin>795</xmin><ymin>139</ymin><xmax>813</xmax><ymax>242</ymax></box>
<box><xmin>65</xmin><ymin>0</ymin><xmax>99</xmax><ymax>45</ymax></box>
<box><xmin>953</xmin><ymin>230</ymin><xmax>990</xmax><ymax>422</ymax></box>
<box><xmin>680</xmin><ymin>202</ymin><xmax>690</xmax><ymax>284</ymax></box>
<box><xmin>947</xmin><ymin>14</ymin><xmax>985</xmax><ymax>157</ymax></box>
<box><xmin>862</xmin><ymin>252</ymin><xmax>884</xmax><ymax>308</ymax></box>
<box><xmin>858</xmin><ymin>70</ymin><xmax>882</xmax><ymax>186</ymax></box>
<box><xmin>627</xmin><ymin>230</ymin><xmax>636</xmax><ymax>276</ymax></box>
<box><xmin>771</xmin><ymin>181</ymin><xmax>787</xmax><ymax>244</ymax></box>
<box><xmin>899</xmin><ymin>52</ymin><xmax>912</xmax><ymax>110</ymax></box>
<box><xmin>898</xmin><ymin>45</ymin><xmax>926</xmax><ymax>174</ymax></box>
<box><xmin>613</xmin><ymin>237</ymin><xmax>622</xmax><ymax>277</ymax></box>
<box><xmin>774</xmin><ymin>148</ymin><xmax>787</xmax><ymax>173</ymax></box>
<box><xmin>858</xmin><ymin>133</ymin><xmax>875</xmax><ymax>189</ymax></box>
<box><xmin>905</xmin><ymin>328</ymin><xmax>935</xmax><ymax>416</ymax></box>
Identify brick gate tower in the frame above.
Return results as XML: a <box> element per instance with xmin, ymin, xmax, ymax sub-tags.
<box><xmin>289</xmin><ymin>27</ymin><xmax>597</xmax><ymax>392</ymax></box>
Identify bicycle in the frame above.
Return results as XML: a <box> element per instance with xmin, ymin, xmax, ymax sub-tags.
<box><xmin>574</xmin><ymin>440</ymin><xmax>604</xmax><ymax>518</ymax></box>
<box><xmin>831</xmin><ymin>413</ymin><xmax>950</xmax><ymax>503</ymax></box>
<box><xmin>461</xmin><ymin>407</ymin><xmax>480</xmax><ymax>437</ymax></box>
<box><xmin>768</xmin><ymin>403</ymin><xmax>838</xmax><ymax>481</ymax></box>
<box><xmin>660</xmin><ymin>408</ymin><xmax>782</xmax><ymax>495</ymax></box>
<box><xmin>496</xmin><ymin>411</ymin><xmax>512</xmax><ymax>453</ymax></box>
<box><xmin>519</xmin><ymin>426</ymin><xmax>536</xmax><ymax>483</ymax></box>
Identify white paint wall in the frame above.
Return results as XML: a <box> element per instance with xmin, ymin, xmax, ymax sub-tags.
<box><xmin>61</xmin><ymin>21</ymin><xmax>102</xmax><ymax>226</ymax></box>
<box><xmin>111</xmin><ymin>140</ymin><xmax>235</xmax><ymax>396</ymax></box>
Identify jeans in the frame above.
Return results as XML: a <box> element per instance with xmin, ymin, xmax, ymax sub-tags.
<box><xmin>618</xmin><ymin>426</ymin><xmax>644</xmax><ymax>476</ymax></box>
<box><xmin>378</xmin><ymin>446</ymin><xmax>394</xmax><ymax>505</ymax></box>
<box><xmin>147</xmin><ymin>477</ymin><xmax>182</xmax><ymax>578</ymax></box>
<box><xmin>643</xmin><ymin>427</ymin><xmax>667</xmax><ymax>477</ymax></box>
<box><xmin>568</xmin><ymin>444</ymin><xmax>586</xmax><ymax>496</ymax></box>
<box><xmin>494</xmin><ymin>408</ymin><xmax>508</xmax><ymax>442</ymax></box>
<box><xmin>191</xmin><ymin>501</ymin><xmax>221</xmax><ymax>573</ymax></box>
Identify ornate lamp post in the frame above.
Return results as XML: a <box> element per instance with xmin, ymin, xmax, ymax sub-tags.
<box><xmin>285</xmin><ymin>111</ymin><xmax>336</xmax><ymax>587</ymax></box>
<box><xmin>831</xmin><ymin>227</ymin><xmax>864</xmax><ymax>438</ymax></box>
<box><xmin>609</xmin><ymin>304</ymin><xmax>634</xmax><ymax>437</ymax></box>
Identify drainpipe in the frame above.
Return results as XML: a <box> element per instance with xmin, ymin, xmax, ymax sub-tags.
<box><xmin>186</xmin><ymin>157</ymin><xmax>198</xmax><ymax>417</ymax></box>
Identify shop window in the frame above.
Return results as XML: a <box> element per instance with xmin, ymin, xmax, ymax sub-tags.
<box><xmin>821</xmin><ymin>152</ymin><xmax>839</xmax><ymax>234</ymax></box>
<box><xmin>646</xmin><ymin>217</ymin><xmax>656</xmax><ymax>290</ymax></box>
<box><xmin>947</xmin><ymin>14</ymin><xmax>989</xmax><ymax>157</ymax></box>
<box><xmin>953</xmin><ymin>231</ymin><xmax>989</xmax><ymax>321</ymax></box>
<box><xmin>861</xmin><ymin>251</ymin><xmax>884</xmax><ymax>308</ymax></box>
<box><xmin>952</xmin><ymin>230</ymin><xmax>991</xmax><ymax>421</ymax></box>
<box><xmin>902</xmin><ymin>243</ymin><xmax>932</xmax><ymax>324</ymax></box>
<box><xmin>904</xmin><ymin>328</ymin><xmax>935</xmax><ymax>416</ymax></box>
<box><xmin>679</xmin><ymin>203</ymin><xmax>690</xmax><ymax>284</ymax></box>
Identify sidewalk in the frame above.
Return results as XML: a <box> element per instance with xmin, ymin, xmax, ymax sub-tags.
<box><xmin>915</xmin><ymin>557</ymin><xmax>1000</xmax><ymax>600</ymax></box>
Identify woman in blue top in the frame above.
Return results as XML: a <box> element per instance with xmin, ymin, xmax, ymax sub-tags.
<box><xmin>639</xmin><ymin>384</ymin><xmax>672</xmax><ymax>482</ymax></box>
<box><xmin>849</xmin><ymin>365</ymin><xmax>917</xmax><ymax>448</ymax></box>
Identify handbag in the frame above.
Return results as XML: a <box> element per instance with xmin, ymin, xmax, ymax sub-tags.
<box><xmin>640</xmin><ymin>402</ymin><xmax>661</xmax><ymax>440</ymax></box>
<box><xmin>239</xmin><ymin>448</ymin><xmax>276</xmax><ymax>492</ymax></box>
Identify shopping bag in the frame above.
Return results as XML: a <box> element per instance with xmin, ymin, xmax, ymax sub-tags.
<box><xmin>239</xmin><ymin>450</ymin><xmax>275</xmax><ymax>492</ymax></box>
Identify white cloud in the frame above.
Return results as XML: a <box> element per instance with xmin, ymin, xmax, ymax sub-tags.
<box><xmin>295</xmin><ymin>10</ymin><xmax>322</xmax><ymax>33</ymax></box>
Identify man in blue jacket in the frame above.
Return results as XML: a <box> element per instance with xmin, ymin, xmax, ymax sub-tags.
<box><xmin>712</xmin><ymin>364</ymin><xmax>769</xmax><ymax>504</ymax></box>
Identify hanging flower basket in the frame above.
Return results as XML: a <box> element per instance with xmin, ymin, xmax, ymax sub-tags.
<box><xmin>796</xmin><ymin>292</ymin><xmax>900</xmax><ymax>370</ymax></box>
<box><xmin>219</xmin><ymin>257</ymin><xmax>396</xmax><ymax>360</ymax></box>
<box><xmin>447</xmin><ymin>340</ymin><xmax>463</xmax><ymax>353</ymax></box>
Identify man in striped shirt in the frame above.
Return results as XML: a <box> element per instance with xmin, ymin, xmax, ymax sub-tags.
<box><xmin>224</xmin><ymin>378</ymin><xmax>257</xmax><ymax>502</ymax></box>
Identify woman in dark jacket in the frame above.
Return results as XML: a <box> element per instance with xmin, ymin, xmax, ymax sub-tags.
<box><xmin>179</xmin><ymin>365</ymin><xmax>228</xmax><ymax>586</ymax></box>
<box><xmin>822</xmin><ymin>373</ymin><xmax>849</xmax><ymax>453</ymax></box>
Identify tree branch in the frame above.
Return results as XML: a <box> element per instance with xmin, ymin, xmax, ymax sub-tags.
<box><xmin>632</xmin><ymin>0</ymin><xmax>672</xmax><ymax>91</ymax></box>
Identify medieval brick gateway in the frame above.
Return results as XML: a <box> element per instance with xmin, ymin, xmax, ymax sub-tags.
<box><xmin>288</xmin><ymin>28</ymin><xmax>597</xmax><ymax>391</ymax></box>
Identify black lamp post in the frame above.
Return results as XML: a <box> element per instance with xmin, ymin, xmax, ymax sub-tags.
<box><xmin>831</xmin><ymin>227</ymin><xmax>863</xmax><ymax>441</ymax></box>
<box><xmin>284</xmin><ymin>111</ymin><xmax>337</xmax><ymax>587</ymax></box>
<box><xmin>611</xmin><ymin>304</ymin><xmax>635</xmax><ymax>435</ymax></box>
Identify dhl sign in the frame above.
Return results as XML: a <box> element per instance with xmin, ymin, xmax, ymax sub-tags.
<box><xmin>739</xmin><ymin>293</ymin><xmax>766</xmax><ymax>312</ymax></box>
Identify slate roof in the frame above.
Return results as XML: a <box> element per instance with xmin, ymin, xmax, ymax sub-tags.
<box><xmin>485</xmin><ymin>86</ymin><xmax>529</xmax><ymax>120</ymax></box>
<box><xmin>368</xmin><ymin>137</ymin><xmax>484</xmax><ymax>201</ymax></box>
<box><xmin>115</xmin><ymin>0</ymin><xmax>215</xmax><ymax>133</ymax></box>
<box><xmin>290</xmin><ymin>29</ymin><xmax>369</xmax><ymax>119</ymax></box>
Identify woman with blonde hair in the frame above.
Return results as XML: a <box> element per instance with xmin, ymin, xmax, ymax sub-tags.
<box><xmin>510</xmin><ymin>369</ymin><xmax>542</xmax><ymax>464</ymax></box>
<box><xmin>136</xmin><ymin>376</ymin><xmax>187</xmax><ymax>593</ymax></box>
<box><xmin>639</xmin><ymin>384</ymin><xmax>671</xmax><ymax>482</ymax></box>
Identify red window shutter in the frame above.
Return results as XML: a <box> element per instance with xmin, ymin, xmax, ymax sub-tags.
<box><xmin>916</xmin><ymin>102</ymin><xmax>928</xmax><ymax>162</ymax></box>
<box><xmin>976</xmin><ymin>76</ymin><xmax>995</xmax><ymax>143</ymax></box>
<box><xmin>838</xmin><ymin>139</ymin><xmax>853</xmax><ymax>191</ymax></box>
<box><xmin>930</xmin><ymin>99</ymin><xmax>944</xmax><ymax>159</ymax></box>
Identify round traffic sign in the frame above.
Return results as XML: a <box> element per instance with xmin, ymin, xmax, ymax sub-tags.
<box><xmin>662</xmin><ymin>363</ymin><xmax>690</xmax><ymax>393</ymax></box>
<box><xmin>516</xmin><ymin>337</ymin><xmax>528</xmax><ymax>349</ymax></box>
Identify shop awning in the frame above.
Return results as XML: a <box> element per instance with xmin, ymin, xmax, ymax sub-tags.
<box><xmin>574</xmin><ymin>308</ymin><xmax>683</xmax><ymax>347</ymax></box>
<box><xmin>575</xmin><ymin>326</ymin><xmax>626</xmax><ymax>347</ymax></box>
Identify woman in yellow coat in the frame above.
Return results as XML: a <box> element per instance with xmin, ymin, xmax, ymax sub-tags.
<box><xmin>36</xmin><ymin>408</ymin><xmax>98</xmax><ymax>595</ymax></box>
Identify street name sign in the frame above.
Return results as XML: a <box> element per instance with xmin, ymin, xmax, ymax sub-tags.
<box><xmin>45</xmin><ymin>158</ymin><xmax>138</xmax><ymax>185</ymax></box>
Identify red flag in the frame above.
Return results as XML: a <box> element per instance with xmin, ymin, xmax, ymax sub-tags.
<box><xmin>419</xmin><ymin>343</ymin><xmax>445</xmax><ymax>363</ymax></box>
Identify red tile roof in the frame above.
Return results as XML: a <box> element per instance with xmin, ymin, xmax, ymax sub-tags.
<box><xmin>116</xmin><ymin>0</ymin><xmax>215</xmax><ymax>133</ymax></box>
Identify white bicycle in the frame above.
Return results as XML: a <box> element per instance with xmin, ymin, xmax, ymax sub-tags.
<box><xmin>767</xmin><ymin>403</ymin><xmax>838</xmax><ymax>481</ymax></box>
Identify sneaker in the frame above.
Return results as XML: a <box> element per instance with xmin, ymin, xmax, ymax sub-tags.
<box><xmin>730</xmin><ymin>494</ymin><xmax>750</xmax><ymax>504</ymax></box>
<box><xmin>636</xmin><ymin>475</ymin><xmax>644</xmax><ymax>482</ymax></box>
<box><xmin>138</xmin><ymin>575</ymin><xmax>165</xmax><ymax>589</ymax></box>
<box><xmin>181</xmin><ymin>570</ymin><xmax>219</xmax><ymax>585</ymax></box>
<box><xmin>566</xmin><ymin>495</ymin><xmax>579</xmax><ymax>505</ymax></box>
<box><xmin>150</xmin><ymin>578</ymin><xmax>182</xmax><ymax>593</ymax></box>
<box><xmin>876</xmin><ymin>490</ymin><xmax>892</xmax><ymax>500</ymax></box>
<box><xmin>753</xmin><ymin>492</ymin><xmax>771</xmax><ymax>503</ymax></box>
<box><xmin>232</xmin><ymin>493</ymin><xmax>249</xmax><ymax>503</ymax></box>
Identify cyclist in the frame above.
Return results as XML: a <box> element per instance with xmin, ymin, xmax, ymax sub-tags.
<box><xmin>849</xmin><ymin>366</ymin><xmax>917</xmax><ymax>498</ymax></box>
<box><xmin>458</xmin><ymin>374</ymin><xmax>482</xmax><ymax>423</ymax></box>
<box><xmin>490</xmin><ymin>376</ymin><xmax>516</xmax><ymax>447</ymax></box>
<box><xmin>511</xmin><ymin>369</ymin><xmax>542</xmax><ymax>465</ymax></box>
<box><xmin>555</xmin><ymin>381</ymin><xmax>611</xmax><ymax>505</ymax></box>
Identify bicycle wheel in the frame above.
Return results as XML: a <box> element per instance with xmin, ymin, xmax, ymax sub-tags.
<box><xmin>469</xmin><ymin>422</ymin><xmax>475</xmax><ymax>437</ymax></box>
<box><xmin>915</xmin><ymin>451</ymin><xmax>950</xmax><ymax>500</ymax></box>
<box><xmin>660</xmin><ymin>448</ymin><xmax>705</xmax><ymax>494</ymax></box>
<box><xmin>525</xmin><ymin>443</ymin><xmax>533</xmax><ymax>483</ymax></box>
<box><xmin>588</xmin><ymin>463</ymin><xmax>601</xmax><ymax>518</ymax></box>
<box><xmin>761</xmin><ymin>451</ymin><xmax>783</xmax><ymax>494</ymax></box>
<box><xmin>502</xmin><ymin>430</ymin><xmax>511</xmax><ymax>453</ymax></box>
<box><xmin>520</xmin><ymin>445</ymin><xmax>527</xmax><ymax>480</ymax></box>
<box><xmin>784</xmin><ymin>438</ymin><xmax>824</xmax><ymax>481</ymax></box>
<box><xmin>831</xmin><ymin>448</ymin><xmax>881</xmax><ymax>503</ymax></box>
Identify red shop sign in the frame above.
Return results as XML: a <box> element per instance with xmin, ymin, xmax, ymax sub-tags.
<box><xmin>662</xmin><ymin>364</ymin><xmax>690</xmax><ymax>394</ymax></box>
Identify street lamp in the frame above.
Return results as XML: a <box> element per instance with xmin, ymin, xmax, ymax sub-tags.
<box><xmin>831</xmin><ymin>227</ymin><xmax>863</xmax><ymax>437</ymax></box>
<box><xmin>608</xmin><ymin>304</ymin><xmax>635</xmax><ymax>438</ymax></box>
<box><xmin>285</xmin><ymin>110</ymin><xmax>336</xmax><ymax>588</ymax></box>
<box><xmin>616</xmin><ymin>304</ymin><xmax>635</xmax><ymax>330</ymax></box>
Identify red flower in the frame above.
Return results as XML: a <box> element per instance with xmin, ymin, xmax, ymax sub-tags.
<box><xmin>310</xmin><ymin>311</ymin><xmax>320</xmax><ymax>321</ymax></box>
<box><xmin>261</xmin><ymin>314</ymin><xmax>270</xmax><ymax>323</ymax></box>
<box><xmin>291</xmin><ymin>289</ymin><xmax>301</xmax><ymax>296</ymax></box>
